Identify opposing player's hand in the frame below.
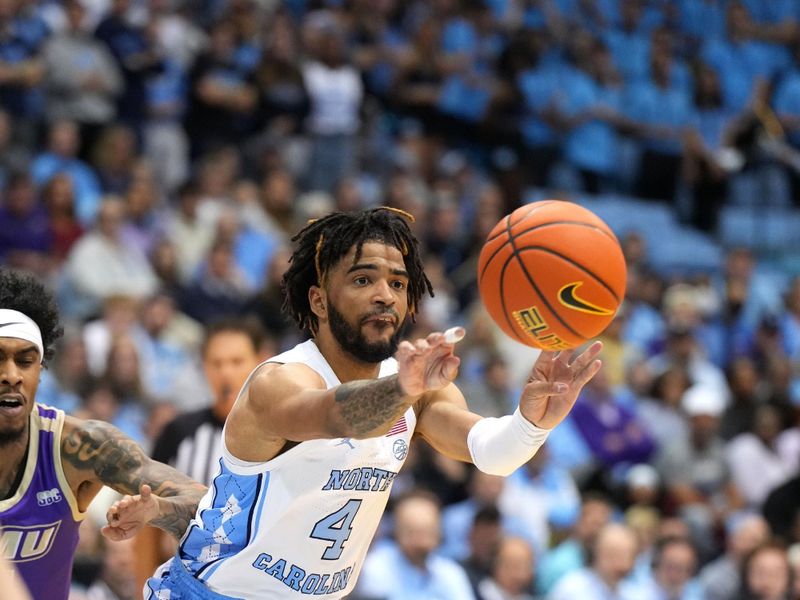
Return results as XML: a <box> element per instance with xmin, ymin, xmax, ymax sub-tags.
<box><xmin>395</xmin><ymin>327</ymin><xmax>464</xmax><ymax>397</ymax></box>
<box><xmin>102</xmin><ymin>484</ymin><xmax>160</xmax><ymax>541</ymax></box>
<box><xmin>519</xmin><ymin>341</ymin><xmax>603</xmax><ymax>430</ymax></box>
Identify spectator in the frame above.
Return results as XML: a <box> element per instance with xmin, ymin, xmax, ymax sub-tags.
<box><xmin>682</xmin><ymin>62</ymin><xmax>738</xmax><ymax>232</ymax></box>
<box><xmin>302</xmin><ymin>19</ymin><xmax>364</xmax><ymax>192</ymax></box>
<box><xmin>442</xmin><ymin>468</ymin><xmax>547</xmax><ymax>562</ymax></box>
<box><xmin>461</xmin><ymin>505</ymin><xmax>503</xmax><ymax>596</ymax></box>
<box><xmin>636</xmin><ymin>365</ymin><xmax>691</xmax><ymax>452</ymax></box>
<box><xmin>64</xmin><ymin>197</ymin><xmax>158</xmax><ymax>314</ymax></box>
<box><xmin>569</xmin><ymin>360</ymin><xmax>656</xmax><ymax>487</ymax></box>
<box><xmin>42</xmin><ymin>0</ymin><xmax>122</xmax><ymax>141</ymax></box>
<box><xmin>356</xmin><ymin>490</ymin><xmax>475</xmax><ymax>599</ymax></box>
<box><xmin>91</xmin><ymin>124</ymin><xmax>138</xmax><ymax>195</ymax></box>
<box><xmin>763</xmin><ymin>471</ymin><xmax>800</xmax><ymax>546</ymax></box>
<box><xmin>254</xmin><ymin>12</ymin><xmax>309</xmax><ymax>140</ymax></box>
<box><xmin>536</xmin><ymin>493</ymin><xmax>613</xmax><ymax>595</ymax></box>
<box><xmin>458</xmin><ymin>353</ymin><xmax>517</xmax><ymax>418</ymax></box>
<box><xmin>185</xmin><ymin>18</ymin><xmax>258</xmax><ymax>158</ymax></box>
<box><xmin>244</xmin><ymin>245</ymin><xmax>298</xmax><ymax>346</ymax></box>
<box><xmin>94</xmin><ymin>0</ymin><xmax>164</xmax><ymax>132</ymax></box>
<box><xmin>42</xmin><ymin>173</ymin><xmax>83</xmax><ymax>264</ymax></box>
<box><xmin>30</xmin><ymin>119</ymin><xmax>102</xmax><ymax>225</ymax></box>
<box><xmin>478</xmin><ymin>536</ymin><xmax>537</xmax><ymax>600</ymax></box>
<box><xmin>547</xmin><ymin>523</ymin><xmax>641</xmax><ymax>600</ymax></box>
<box><xmin>639</xmin><ymin>536</ymin><xmax>703</xmax><ymax>600</ymax></box>
<box><xmin>0</xmin><ymin>0</ymin><xmax>45</xmax><ymax>131</ymax></box>
<box><xmin>177</xmin><ymin>236</ymin><xmax>251</xmax><ymax>323</ymax></box>
<box><xmin>737</xmin><ymin>541</ymin><xmax>793</xmax><ymax>600</ymax></box>
<box><xmin>0</xmin><ymin>170</ymin><xmax>51</xmax><ymax>275</ymax></box>
<box><xmin>699</xmin><ymin>513</ymin><xmax>770</xmax><ymax>600</ymax></box>
<box><xmin>657</xmin><ymin>384</ymin><xmax>744</xmax><ymax>560</ymax></box>
<box><xmin>81</xmin><ymin>538</ymin><xmax>137</xmax><ymax>600</ymax></box>
<box><xmin>726</xmin><ymin>405</ymin><xmax>794</xmax><ymax>509</ymax></box>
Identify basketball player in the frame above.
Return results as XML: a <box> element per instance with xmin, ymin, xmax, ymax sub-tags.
<box><xmin>0</xmin><ymin>268</ymin><xmax>206</xmax><ymax>600</ymax></box>
<box><xmin>128</xmin><ymin>208</ymin><xmax>602</xmax><ymax>598</ymax></box>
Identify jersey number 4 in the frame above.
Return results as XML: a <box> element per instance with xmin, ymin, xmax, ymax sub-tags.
<box><xmin>310</xmin><ymin>499</ymin><xmax>363</xmax><ymax>560</ymax></box>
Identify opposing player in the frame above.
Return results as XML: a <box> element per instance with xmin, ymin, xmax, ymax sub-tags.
<box><xmin>0</xmin><ymin>268</ymin><xmax>206</xmax><ymax>600</ymax></box>
<box><xmin>136</xmin><ymin>207</ymin><xmax>602</xmax><ymax>598</ymax></box>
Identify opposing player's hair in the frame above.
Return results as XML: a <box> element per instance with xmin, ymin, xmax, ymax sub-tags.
<box><xmin>0</xmin><ymin>269</ymin><xmax>63</xmax><ymax>365</ymax></box>
<box><xmin>282</xmin><ymin>207</ymin><xmax>433</xmax><ymax>334</ymax></box>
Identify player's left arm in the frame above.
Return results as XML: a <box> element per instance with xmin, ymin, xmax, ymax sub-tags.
<box><xmin>416</xmin><ymin>341</ymin><xmax>603</xmax><ymax>475</ymax></box>
<box><xmin>60</xmin><ymin>417</ymin><xmax>207</xmax><ymax>539</ymax></box>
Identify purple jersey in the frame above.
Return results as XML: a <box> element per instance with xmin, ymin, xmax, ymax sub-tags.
<box><xmin>0</xmin><ymin>404</ymin><xmax>83</xmax><ymax>600</ymax></box>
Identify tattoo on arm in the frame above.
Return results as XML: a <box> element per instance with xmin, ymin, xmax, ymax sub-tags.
<box><xmin>334</xmin><ymin>374</ymin><xmax>410</xmax><ymax>436</ymax></box>
<box><xmin>61</xmin><ymin>420</ymin><xmax>207</xmax><ymax>538</ymax></box>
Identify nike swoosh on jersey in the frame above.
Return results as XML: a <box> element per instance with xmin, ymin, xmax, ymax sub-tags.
<box><xmin>558</xmin><ymin>282</ymin><xmax>614</xmax><ymax>316</ymax></box>
<box><xmin>0</xmin><ymin>322</ymin><xmax>25</xmax><ymax>328</ymax></box>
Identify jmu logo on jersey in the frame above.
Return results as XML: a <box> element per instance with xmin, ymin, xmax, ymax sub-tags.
<box><xmin>36</xmin><ymin>488</ymin><xmax>62</xmax><ymax>506</ymax></box>
<box><xmin>0</xmin><ymin>521</ymin><xmax>61</xmax><ymax>562</ymax></box>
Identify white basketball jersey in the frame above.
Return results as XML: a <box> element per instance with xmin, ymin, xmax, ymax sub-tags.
<box><xmin>176</xmin><ymin>340</ymin><xmax>416</xmax><ymax>599</ymax></box>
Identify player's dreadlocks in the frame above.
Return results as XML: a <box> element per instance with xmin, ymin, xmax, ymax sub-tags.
<box><xmin>282</xmin><ymin>207</ymin><xmax>434</xmax><ymax>334</ymax></box>
<box><xmin>0</xmin><ymin>269</ymin><xmax>63</xmax><ymax>365</ymax></box>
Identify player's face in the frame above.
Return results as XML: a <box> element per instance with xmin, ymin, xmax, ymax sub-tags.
<box><xmin>203</xmin><ymin>331</ymin><xmax>261</xmax><ymax>416</ymax></box>
<box><xmin>0</xmin><ymin>337</ymin><xmax>40</xmax><ymax>446</ymax></box>
<box><xmin>324</xmin><ymin>242</ymin><xmax>410</xmax><ymax>363</ymax></box>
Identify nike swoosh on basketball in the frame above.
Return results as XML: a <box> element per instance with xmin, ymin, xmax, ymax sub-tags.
<box><xmin>558</xmin><ymin>282</ymin><xmax>614</xmax><ymax>316</ymax></box>
<box><xmin>0</xmin><ymin>322</ymin><xmax>24</xmax><ymax>328</ymax></box>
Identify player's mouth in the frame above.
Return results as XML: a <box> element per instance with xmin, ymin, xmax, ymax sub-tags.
<box><xmin>362</xmin><ymin>315</ymin><xmax>397</xmax><ymax>328</ymax></box>
<box><xmin>0</xmin><ymin>394</ymin><xmax>25</xmax><ymax>417</ymax></box>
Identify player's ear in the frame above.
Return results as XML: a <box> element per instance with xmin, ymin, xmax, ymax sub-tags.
<box><xmin>309</xmin><ymin>285</ymin><xmax>327</xmax><ymax>320</ymax></box>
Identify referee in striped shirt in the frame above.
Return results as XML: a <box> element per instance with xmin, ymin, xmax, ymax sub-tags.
<box><xmin>134</xmin><ymin>318</ymin><xmax>266</xmax><ymax>586</ymax></box>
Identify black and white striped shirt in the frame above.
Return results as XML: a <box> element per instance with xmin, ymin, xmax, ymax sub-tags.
<box><xmin>151</xmin><ymin>408</ymin><xmax>225</xmax><ymax>486</ymax></box>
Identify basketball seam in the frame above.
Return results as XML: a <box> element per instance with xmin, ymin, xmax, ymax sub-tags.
<box><xmin>515</xmin><ymin>246</ymin><xmax>622</xmax><ymax>303</ymax></box>
<box><xmin>480</xmin><ymin>221</ymin><xmax>618</xmax><ymax>284</ymax></box>
<box><xmin>497</xmin><ymin>250</ymin><xmax>528</xmax><ymax>344</ymax></box>
<box><xmin>485</xmin><ymin>201</ymin><xmax>559</xmax><ymax>243</ymax></box>
<box><xmin>505</xmin><ymin>217</ymin><xmax>584</xmax><ymax>340</ymax></box>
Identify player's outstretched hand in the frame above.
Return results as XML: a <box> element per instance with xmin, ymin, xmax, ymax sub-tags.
<box><xmin>519</xmin><ymin>341</ymin><xmax>603</xmax><ymax>430</ymax></box>
<box><xmin>102</xmin><ymin>484</ymin><xmax>159</xmax><ymax>541</ymax></box>
<box><xmin>395</xmin><ymin>327</ymin><xmax>464</xmax><ymax>397</ymax></box>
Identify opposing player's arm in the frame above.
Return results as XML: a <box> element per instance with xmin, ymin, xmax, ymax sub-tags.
<box><xmin>244</xmin><ymin>362</ymin><xmax>420</xmax><ymax>441</ymax></box>
<box><xmin>60</xmin><ymin>417</ymin><xmax>207</xmax><ymax>538</ymax></box>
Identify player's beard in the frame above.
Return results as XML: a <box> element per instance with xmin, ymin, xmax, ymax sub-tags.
<box><xmin>0</xmin><ymin>423</ymin><xmax>26</xmax><ymax>447</ymax></box>
<box><xmin>328</xmin><ymin>300</ymin><xmax>407</xmax><ymax>363</ymax></box>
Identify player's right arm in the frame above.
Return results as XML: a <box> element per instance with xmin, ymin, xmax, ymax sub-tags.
<box><xmin>225</xmin><ymin>331</ymin><xmax>462</xmax><ymax>462</ymax></box>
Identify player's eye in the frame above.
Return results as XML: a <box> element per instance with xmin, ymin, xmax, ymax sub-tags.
<box><xmin>354</xmin><ymin>276</ymin><xmax>370</xmax><ymax>286</ymax></box>
<box><xmin>391</xmin><ymin>280</ymin><xmax>406</xmax><ymax>290</ymax></box>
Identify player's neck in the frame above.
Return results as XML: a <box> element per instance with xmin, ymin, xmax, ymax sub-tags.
<box><xmin>0</xmin><ymin>429</ymin><xmax>30</xmax><ymax>500</ymax></box>
<box><xmin>313</xmin><ymin>333</ymin><xmax>382</xmax><ymax>383</ymax></box>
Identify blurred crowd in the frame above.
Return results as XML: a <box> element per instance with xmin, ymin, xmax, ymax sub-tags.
<box><xmin>1</xmin><ymin>0</ymin><xmax>800</xmax><ymax>599</ymax></box>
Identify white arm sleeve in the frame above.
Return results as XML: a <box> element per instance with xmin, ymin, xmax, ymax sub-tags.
<box><xmin>467</xmin><ymin>408</ymin><xmax>550</xmax><ymax>477</ymax></box>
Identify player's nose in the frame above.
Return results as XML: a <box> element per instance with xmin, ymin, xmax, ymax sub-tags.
<box><xmin>371</xmin><ymin>279</ymin><xmax>396</xmax><ymax>305</ymax></box>
<box><xmin>0</xmin><ymin>359</ymin><xmax>23</xmax><ymax>387</ymax></box>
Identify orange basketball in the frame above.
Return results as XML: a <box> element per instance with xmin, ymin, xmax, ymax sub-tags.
<box><xmin>477</xmin><ymin>200</ymin><xmax>626</xmax><ymax>350</ymax></box>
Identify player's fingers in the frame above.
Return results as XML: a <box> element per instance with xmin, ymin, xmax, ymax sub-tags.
<box><xmin>443</xmin><ymin>327</ymin><xmax>465</xmax><ymax>345</ymax></box>
<box><xmin>426</xmin><ymin>331</ymin><xmax>444</xmax><ymax>346</ymax></box>
<box><xmin>140</xmin><ymin>484</ymin><xmax>152</xmax><ymax>499</ymax></box>
<box><xmin>100</xmin><ymin>526</ymin><xmax>122</xmax><ymax>541</ymax></box>
<box><xmin>442</xmin><ymin>356</ymin><xmax>461</xmax><ymax>381</ymax></box>
<box><xmin>396</xmin><ymin>340</ymin><xmax>416</xmax><ymax>360</ymax></box>
<box><xmin>524</xmin><ymin>381</ymin><xmax>569</xmax><ymax>397</ymax></box>
<box><xmin>556</xmin><ymin>348</ymin><xmax>575</xmax><ymax>367</ymax></box>
<box><xmin>570</xmin><ymin>341</ymin><xmax>603</xmax><ymax>372</ymax></box>
<box><xmin>413</xmin><ymin>338</ymin><xmax>431</xmax><ymax>354</ymax></box>
<box><xmin>573</xmin><ymin>359</ymin><xmax>602</xmax><ymax>387</ymax></box>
